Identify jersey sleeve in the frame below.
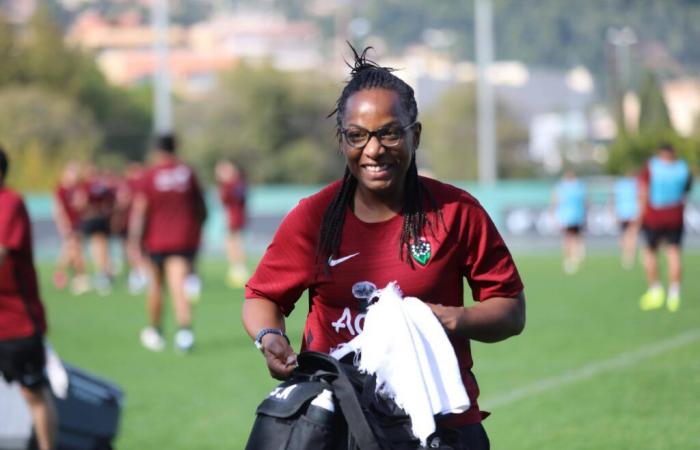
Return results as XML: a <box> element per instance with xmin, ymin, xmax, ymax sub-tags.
<box><xmin>460</xmin><ymin>201</ymin><xmax>523</xmax><ymax>302</ymax></box>
<box><xmin>0</xmin><ymin>196</ymin><xmax>26</xmax><ymax>251</ymax></box>
<box><xmin>245</xmin><ymin>199</ymin><xmax>319</xmax><ymax>316</ymax></box>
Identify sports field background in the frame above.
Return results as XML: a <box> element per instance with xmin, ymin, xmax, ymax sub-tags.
<box><xmin>41</xmin><ymin>250</ymin><xmax>700</xmax><ymax>450</ymax></box>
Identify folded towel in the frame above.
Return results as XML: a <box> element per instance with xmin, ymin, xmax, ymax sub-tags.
<box><xmin>331</xmin><ymin>282</ymin><xmax>469</xmax><ymax>445</ymax></box>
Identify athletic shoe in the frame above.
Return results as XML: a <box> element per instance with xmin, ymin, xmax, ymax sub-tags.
<box><xmin>174</xmin><ymin>328</ymin><xmax>195</xmax><ymax>353</ymax></box>
<box><xmin>53</xmin><ymin>271</ymin><xmax>68</xmax><ymax>290</ymax></box>
<box><xmin>226</xmin><ymin>265</ymin><xmax>249</xmax><ymax>289</ymax></box>
<box><xmin>563</xmin><ymin>259</ymin><xmax>578</xmax><ymax>275</ymax></box>
<box><xmin>639</xmin><ymin>287</ymin><xmax>665</xmax><ymax>311</ymax></box>
<box><xmin>128</xmin><ymin>269</ymin><xmax>148</xmax><ymax>295</ymax></box>
<box><xmin>666</xmin><ymin>293</ymin><xmax>681</xmax><ymax>313</ymax></box>
<box><xmin>94</xmin><ymin>273</ymin><xmax>112</xmax><ymax>296</ymax></box>
<box><xmin>184</xmin><ymin>274</ymin><xmax>202</xmax><ymax>303</ymax></box>
<box><xmin>621</xmin><ymin>257</ymin><xmax>635</xmax><ymax>270</ymax></box>
<box><xmin>70</xmin><ymin>274</ymin><xmax>91</xmax><ymax>295</ymax></box>
<box><xmin>140</xmin><ymin>327</ymin><xmax>165</xmax><ymax>352</ymax></box>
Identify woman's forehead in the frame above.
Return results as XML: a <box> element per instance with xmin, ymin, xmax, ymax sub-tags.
<box><xmin>344</xmin><ymin>88</ymin><xmax>407</xmax><ymax>120</ymax></box>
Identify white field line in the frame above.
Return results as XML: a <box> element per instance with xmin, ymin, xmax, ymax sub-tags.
<box><xmin>482</xmin><ymin>328</ymin><xmax>700</xmax><ymax>410</ymax></box>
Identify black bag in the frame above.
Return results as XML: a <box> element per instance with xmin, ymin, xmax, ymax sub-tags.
<box><xmin>13</xmin><ymin>261</ymin><xmax>123</xmax><ymax>450</ymax></box>
<box><xmin>52</xmin><ymin>363</ymin><xmax>124</xmax><ymax>450</ymax></box>
<box><xmin>245</xmin><ymin>351</ymin><xmax>464</xmax><ymax>450</ymax></box>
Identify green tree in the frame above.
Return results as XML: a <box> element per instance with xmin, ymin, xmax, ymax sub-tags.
<box><xmin>0</xmin><ymin>86</ymin><xmax>101</xmax><ymax>190</ymax></box>
<box><xmin>606</xmin><ymin>68</ymin><xmax>697</xmax><ymax>175</ymax></box>
<box><xmin>0</xmin><ymin>14</ymin><xmax>20</xmax><ymax>85</ymax></box>
<box><xmin>421</xmin><ymin>82</ymin><xmax>530</xmax><ymax>181</ymax></box>
<box><xmin>19</xmin><ymin>5</ymin><xmax>82</xmax><ymax>92</ymax></box>
<box><xmin>0</xmin><ymin>5</ymin><xmax>152</xmax><ymax>162</ymax></box>
<box><xmin>606</xmin><ymin>131</ymin><xmax>697</xmax><ymax>175</ymax></box>
<box><xmin>637</xmin><ymin>70</ymin><xmax>672</xmax><ymax>132</ymax></box>
<box><xmin>176</xmin><ymin>63</ymin><xmax>343</xmax><ymax>183</ymax></box>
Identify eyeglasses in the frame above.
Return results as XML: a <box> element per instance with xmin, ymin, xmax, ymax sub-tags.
<box><xmin>340</xmin><ymin>122</ymin><xmax>417</xmax><ymax>149</ymax></box>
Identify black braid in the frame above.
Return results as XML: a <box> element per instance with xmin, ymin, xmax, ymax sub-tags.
<box><xmin>329</xmin><ymin>45</ymin><xmax>418</xmax><ymax>130</ymax></box>
<box><xmin>317</xmin><ymin>167</ymin><xmax>356</xmax><ymax>264</ymax></box>
<box><xmin>318</xmin><ymin>44</ymin><xmax>442</xmax><ymax>268</ymax></box>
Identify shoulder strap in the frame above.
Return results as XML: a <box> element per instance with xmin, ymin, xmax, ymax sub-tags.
<box><xmin>298</xmin><ymin>352</ymin><xmax>383</xmax><ymax>450</ymax></box>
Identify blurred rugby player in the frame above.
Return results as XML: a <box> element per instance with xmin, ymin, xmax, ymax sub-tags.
<box><xmin>0</xmin><ymin>146</ymin><xmax>57</xmax><ymax>450</ymax></box>
<box><xmin>129</xmin><ymin>134</ymin><xmax>207</xmax><ymax>352</ymax></box>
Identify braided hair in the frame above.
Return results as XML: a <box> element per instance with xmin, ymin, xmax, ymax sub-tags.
<box><xmin>318</xmin><ymin>45</ymin><xmax>442</xmax><ymax>268</ymax></box>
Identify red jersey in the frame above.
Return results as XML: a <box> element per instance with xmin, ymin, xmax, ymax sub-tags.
<box><xmin>246</xmin><ymin>177</ymin><xmax>524</xmax><ymax>426</ymax></box>
<box><xmin>55</xmin><ymin>184</ymin><xmax>81</xmax><ymax>229</ymax></box>
<box><xmin>0</xmin><ymin>187</ymin><xmax>47</xmax><ymax>340</ymax></box>
<box><xmin>218</xmin><ymin>179</ymin><xmax>247</xmax><ymax>230</ymax></box>
<box><xmin>110</xmin><ymin>175</ymin><xmax>135</xmax><ymax>235</ymax></box>
<box><xmin>78</xmin><ymin>176</ymin><xmax>115</xmax><ymax>221</ymax></box>
<box><xmin>140</xmin><ymin>158</ymin><xmax>207</xmax><ymax>252</ymax></box>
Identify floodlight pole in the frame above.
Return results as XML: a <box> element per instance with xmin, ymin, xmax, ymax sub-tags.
<box><xmin>475</xmin><ymin>0</ymin><xmax>497</xmax><ymax>184</ymax></box>
<box><xmin>151</xmin><ymin>0</ymin><xmax>172</xmax><ymax>135</ymax></box>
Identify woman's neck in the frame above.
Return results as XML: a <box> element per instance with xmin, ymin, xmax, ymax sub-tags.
<box><xmin>352</xmin><ymin>187</ymin><xmax>403</xmax><ymax>223</ymax></box>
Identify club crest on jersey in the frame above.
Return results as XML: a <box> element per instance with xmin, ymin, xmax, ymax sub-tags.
<box><xmin>410</xmin><ymin>237</ymin><xmax>431</xmax><ymax>266</ymax></box>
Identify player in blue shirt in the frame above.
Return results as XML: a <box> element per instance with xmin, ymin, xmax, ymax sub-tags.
<box><xmin>638</xmin><ymin>144</ymin><xmax>692</xmax><ymax>312</ymax></box>
<box><xmin>613</xmin><ymin>170</ymin><xmax>640</xmax><ymax>269</ymax></box>
<box><xmin>552</xmin><ymin>171</ymin><xmax>587</xmax><ymax>274</ymax></box>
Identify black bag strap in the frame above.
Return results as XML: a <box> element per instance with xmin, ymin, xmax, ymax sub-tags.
<box><xmin>298</xmin><ymin>352</ymin><xmax>383</xmax><ymax>450</ymax></box>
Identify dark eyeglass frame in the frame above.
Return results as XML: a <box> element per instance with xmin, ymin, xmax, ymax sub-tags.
<box><xmin>340</xmin><ymin>122</ymin><xmax>417</xmax><ymax>149</ymax></box>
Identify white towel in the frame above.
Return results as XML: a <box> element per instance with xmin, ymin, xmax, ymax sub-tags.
<box><xmin>331</xmin><ymin>282</ymin><xmax>469</xmax><ymax>445</ymax></box>
<box><xmin>45</xmin><ymin>342</ymin><xmax>69</xmax><ymax>399</ymax></box>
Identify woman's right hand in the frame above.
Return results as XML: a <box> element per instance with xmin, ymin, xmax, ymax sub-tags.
<box><xmin>261</xmin><ymin>333</ymin><xmax>298</xmax><ymax>380</ymax></box>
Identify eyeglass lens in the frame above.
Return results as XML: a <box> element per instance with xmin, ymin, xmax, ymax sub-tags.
<box><xmin>343</xmin><ymin>124</ymin><xmax>409</xmax><ymax>148</ymax></box>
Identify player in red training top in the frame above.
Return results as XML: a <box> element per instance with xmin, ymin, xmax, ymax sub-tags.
<box><xmin>215</xmin><ymin>159</ymin><xmax>248</xmax><ymax>288</ymax></box>
<box><xmin>0</xmin><ymin>147</ymin><xmax>57</xmax><ymax>450</ymax></box>
<box><xmin>75</xmin><ymin>164</ymin><xmax>115</xmax><ymax>295</ymax></box>
<box><xmin>638</xmin><ymin>143</ymin><xmax>692</xmax><ymax>312</ymax></box>
<box><xmin>53</xmin><ymin>161</ymin><xmax>90</xmax><ymax>295</ymax></box>
<box><xmin>242</xmin><ymin>46</ymin><xmax>525</xmax><ymax>449</ymax></box>
<box><xmin>112</xmin><ymin>163</ymin><xmax>147</xmax><ymax>295</ymax></box>
<box><xmin>129</xmin><ymin>135</ymin><xmax>207</xmax><ymax>353</ymax></box>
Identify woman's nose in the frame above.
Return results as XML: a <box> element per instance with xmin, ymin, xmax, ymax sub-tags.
<box><xmin>362</xmin><ymin>135</ymin><xmax>385</xmax><ymax>157</ymax></box>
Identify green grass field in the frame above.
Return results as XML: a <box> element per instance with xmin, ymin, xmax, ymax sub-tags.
<box><xmin>40</xmin><ymin>251</ymin><xmax>700</xmax><ymax>450</ymax></box>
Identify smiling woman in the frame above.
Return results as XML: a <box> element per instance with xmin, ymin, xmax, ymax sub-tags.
<box><xmin>241</xmin><ymin>44</ymin><xmax>526</xmax><ymax>450</ymax></box>
<box><xmin>339</xmin><ymin>89</ymin><xmax>419</xmax><ymax>219</ymax></box>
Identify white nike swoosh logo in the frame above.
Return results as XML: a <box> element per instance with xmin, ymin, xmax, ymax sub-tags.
<box><xmin>328</xmin><ymin>252</ymin><xmax>360</xmax><ymax>267</ymax></box>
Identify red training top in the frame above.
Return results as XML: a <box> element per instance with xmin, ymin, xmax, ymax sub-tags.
<box><xmin>55</xmin><ymin>184</ymin><xmax>82</xmax><ymax>230</ymax></box>
<box><xmin>78</xmin><ymin>175</ymin><xmax>115</xmax><ymax>222</ymax></box>
<box><xmin>0</xmin><ymin>187</ymin><xmax>47</xmax><ymax>340</ymax></box>
<box><xmin>218</xmin><ymin>179</ymin><xmax>247</xmax><ymax>231</ymax></box>
<box><xmin>140</xmin><ymin>158</ymin><xmax>207</xmax><ymax>253</ymax></box>
<box><xmin>246</xmin><ymin>177</ymin><xmax>524</xmax><ymax>426</ymax></box>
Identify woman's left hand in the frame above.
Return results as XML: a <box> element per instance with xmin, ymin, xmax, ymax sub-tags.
<box><xmin>426</xmin><ymin>294</ymin><xmax>526</xmax><ymax>342</ymax></box>
<box><xmin>426</xmin><ymin>303</ymin><xmax>462</xmax><ymax>336</ymax></box>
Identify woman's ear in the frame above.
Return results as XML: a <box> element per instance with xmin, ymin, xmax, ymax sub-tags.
<box><xmin>412</xmin><ymin>122</ymin><xmax>422</xmax><ymax>151</ymax></box>
<box><xmin>337</xmin><ymin>138</ymin><xmax>345</xmax><ymax>155</ymax></box>
<box><xmin>336</xmin><ymin>130</ymin><xmax>344</xmax><ymax>154</ymax></box>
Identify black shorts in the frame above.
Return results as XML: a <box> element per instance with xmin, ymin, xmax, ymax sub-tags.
<box><xmin>0</xmin><ymin>334</ymin><xmax>48</xmax><ymax>389</ymax></box>
<box><xmin>148</xmin><ymin>250</ymin><xmax>197</xmax><ymax>271</ymax></box>
<box><xmin>642</xmin><ymin>226</ymin><xmax>684</xmax><ymax>249</ymax></box>
<box><xmin>564</xmin><ymin>225</ymin><xmax>582</xmax><ymax>235</ymax></box>
<box><xmin>80</xmin><ymin>217</ymin><xmax>111</xmax><ymax>236</ymax></box>
<box><xmin>619</xmin><ymin>220</ymin><xmax>633</xmax><ymax>231</ymax></box>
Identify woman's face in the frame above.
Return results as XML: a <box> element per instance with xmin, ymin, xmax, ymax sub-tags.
<box><xmin>341</xmin><ymin>88</ymin><xmax>420</xmax><ymax>200</ymax></box>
